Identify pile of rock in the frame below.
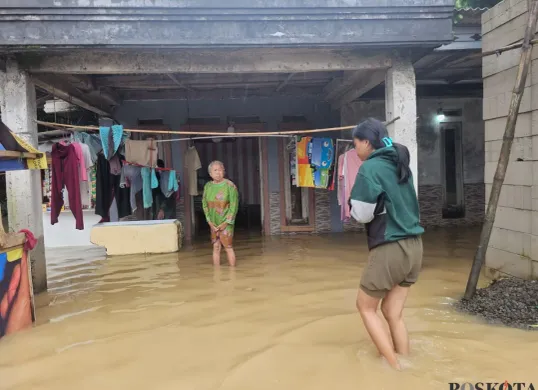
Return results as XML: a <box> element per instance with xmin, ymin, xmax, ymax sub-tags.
<box><xmin>456</xmin><ymin>278</ymin><xmax>538</xmax><ymax>330</ymax></box>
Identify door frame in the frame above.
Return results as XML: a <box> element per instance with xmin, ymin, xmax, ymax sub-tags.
<box><xmin>439</xmin><ymin>121</ymin><xmax>464</xmax><ymax>209</ymax></box>
<box><xmin>277</xmin><ymin>122</ymin><xmax>316</xmax><ymax>233</ymax></box>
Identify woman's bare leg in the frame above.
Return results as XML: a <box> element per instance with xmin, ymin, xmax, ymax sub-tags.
<box><xmin>381</xmin><ymin>285</ymin><xmax>410</xmax><ymax>356</ymax></box>
<box><xmin>224</xmin><ymin>247</ymin><xmax>236</xmax><ymax>267</ymax></box>
<box><xmin>356</xmin><ymin>289</ymin><xmax>400</xmax><ymax>370</ymax></box>
<box><xmin>213</xmin><ymin>242</ymin><xmax>222</xmax><ymax>266</ymax></box>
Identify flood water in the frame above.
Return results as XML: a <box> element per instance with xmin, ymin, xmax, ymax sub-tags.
<box><xmin>1</xmin><ymin>228</ymin><xmax>537</xmax><ymax>389</ymax></box>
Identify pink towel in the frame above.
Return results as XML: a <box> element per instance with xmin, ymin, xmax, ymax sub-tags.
<box><xmin>72</xmin><ymin>142</ymin><xmax>88</xmax><ymax>181</ymax></box>
<box><xmin>343</xmin><ymin>149</ymin><xmax>363</xmax><ymax>220</ymax></box>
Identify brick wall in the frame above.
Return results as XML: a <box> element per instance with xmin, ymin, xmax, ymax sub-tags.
<box><xmin>314</xmin><ymin>189</ymin><xmax>332</xmax><ymax>233</ymax></box>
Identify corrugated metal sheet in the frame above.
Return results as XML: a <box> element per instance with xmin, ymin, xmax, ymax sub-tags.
<box><xmin>196</xmin><ymin>138</ymin><xmax>261</xmax><ymax>205</ymax></box>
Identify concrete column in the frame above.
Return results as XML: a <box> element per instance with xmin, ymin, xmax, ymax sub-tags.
<box><xmin>1</xmin><ymin>59</ymin><xmax>47</xmax><ymax>293</ymax></box>
<box><xmin>385</xmin><ymin>56</ymin><xmax>418</xmax><ymax>193</ymax></box>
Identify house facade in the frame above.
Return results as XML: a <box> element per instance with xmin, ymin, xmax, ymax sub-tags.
<box><xmin>0</xmin><ymin>1</ymin><xmax>487</xmax><ymax>292</ymax></box>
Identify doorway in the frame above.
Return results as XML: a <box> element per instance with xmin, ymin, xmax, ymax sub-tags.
<box><xmin>440</xmin><ymin>122</ymin><xmax>464</xmax><ymax>219</ymax></box>
<box><xmin>186</xmin><ymin>121</ymin><xmax>263</xmax><ymax>238</ymax></box>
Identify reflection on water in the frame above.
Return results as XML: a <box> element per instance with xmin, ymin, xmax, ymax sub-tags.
<box><xmin>1</xmin><ymin>228</ymin><xmax>537</xmax><ymax>390</ymax></box>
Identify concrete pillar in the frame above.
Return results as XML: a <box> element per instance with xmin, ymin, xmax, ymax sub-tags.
<box><xmin>1</xmin><ymin>59</ymin><xmax>47</xmax><ymax>293</ymax></box>
<box><xmin>385</xmin><ymin>56</ymin><xmax>418</xmax><ymax>193</ymax></box>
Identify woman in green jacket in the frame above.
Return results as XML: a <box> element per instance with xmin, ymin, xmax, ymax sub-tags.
<box><xmin>350</xmin><ymin>118</ymin><xmax>424</xmax><ymax>370</ymax></box>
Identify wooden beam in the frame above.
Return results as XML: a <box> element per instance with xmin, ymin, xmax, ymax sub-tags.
<box><xmin>331</xmin><ymin>70</ymin><xmax>386</xmax><ymax>109</ymax></box>
<box><xmin>0</xmin><ymin>151</ymin><xmax>40</xmax><ymax>159</ymax></box>
<box><xmin>20</xmin><ymin>49</ymin><xmax>392</xmax><ymax>74</ymax></box>
<box><xmin>35</xmin><ymin>93</ymin><xmax>52</xmax><ymax>108</ymax></box>
<box><xmin>275</xmin><ymin>73</ymin><xmax>296</xmax><ymax>92</ymax></box>
<box><xmin>167</xmin><ymin>74</ymin><xmax>195</xmax><ymax>92</ymax></box>
<box><xmin>324</xmin><ymin>71</ymin><xmax>365</xmax><ymax>101</ymax></box>
<box><xmin>32</xmin><ymin>77</ymin><xmax>112</xmax><ymax>117</ymax></box>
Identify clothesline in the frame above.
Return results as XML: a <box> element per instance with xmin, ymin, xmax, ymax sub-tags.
<box><xmin>35</xmin><ymin>117</ymin><xmax>400</xmax><ymax>138</ymax></box>
<box><xmin>155</xmin><ymin>134</ymin><xmax>290</xmax><ymax>143</ymax></box>
<box><xmin>122</xmin><ymin>159</ymin><xmax>174</xmax><ymax>172</ymax></box>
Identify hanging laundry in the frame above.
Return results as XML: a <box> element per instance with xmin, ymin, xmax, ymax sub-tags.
<box><xmin>311</xmin><ymin>138</ymin><xmax>334</xmax><ymax>188</ymax></box>
<box><xmin>109</xmin><ymin>154</ymin><xmax>122</xmax><ymax>175</ymax></box>
<box><xmin>340</xmin><ymin>147</ymin><xmax>363</xmax><ymax>222</ymax></box>
<box><xmin>51</xmin><ymin>143</ymin><xmax>84</xmax><ymax>230</ymax></box>
<box><xmin>121</xmin><ymin>164</ymin><xmax>143</xmax><ymax>212</ymax></box>
<box><xmin>79</xmin><ymin>143</ymin><xmax>93</xmax><ymax>208</ymax></box>
<box><xmin>95</xmin><ymin>153</ymin><xmax>131</xmax><ymax>221</ymax></box>
<box><xmin>99</xmin><ymin>125</ymin><xmax>123</xmax><ymax>160</ymax></box>
<box><xmin>159</xmin><ymin>170</ymin><xmax>179</xmax><ymax>198</ymax></box>
<box><xmin>296</xmin><ymin>136</ymin><xmax>314</xmax><ymax>188</ymax></box>
<box><xmin>141</xmin><ymin>167</ymin><xmax>159</xmax><ymax>209</ymax></box>
<box><xmin>72</xmin><ymin>142</ymin><xmax>88</xmax><ymax>181</ymax></box>
<box><xmin>125</xmin><ymin>139</ymin><xmax>158</xmax><ymax>167</ymax></box>
<box><xmin>296</xmin><ymin>136</ymin><xmax>335</xmax><ymax>189</ymax></box>
<box><xmin>74</xmin><ymin>132</ymin><xmax>103</xmax><ymax>164</ymax></box>
<box><xmin>184</xmin><ymin>146</ymin><xmax>202</xmax><ymax>196</ymax></box>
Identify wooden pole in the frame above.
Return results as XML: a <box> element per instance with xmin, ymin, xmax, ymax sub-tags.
<box><xmin>464</xmin><ymin>0</ymin><xmax>538</xmax><ymax>300</ymax></box>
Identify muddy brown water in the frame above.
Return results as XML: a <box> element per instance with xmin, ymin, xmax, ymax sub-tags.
<box><xmin>1</xmin><ymin>228</ymin><xmax>537</xmax><ymax>389</ymax></box>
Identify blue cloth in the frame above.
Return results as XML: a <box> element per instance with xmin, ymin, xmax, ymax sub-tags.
<box><xmin>311</xmin><ymin>138</ymin><xmax>334</xmax><ymax>168</ymax></box>
<box><xmin>141</xmin><ymin>167</ymin><xmax>159</xmax><ymax>209</ymax></box>
<box><xmin>0</xmin><ymin>253</ymin><xmax>7</xmax><ymax>282</ymax></box>
<box><xmin>99</xmin><ymin>125</ymin><xmax>124</xmax><ymax>159</ymax></box>
<box><xmin>168</xmin><ymin>170</ymin><xmax>178</xmax><ymax>193</ymax></box>
<box><xmin>159</xmin><ymin>170</ymin><xmax>178</xmax><ymax>198</ymax></box>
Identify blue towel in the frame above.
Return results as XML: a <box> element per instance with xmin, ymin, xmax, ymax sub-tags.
<box><xmin>111</xmin><ymin>125</ymin><xmax>124</xmax><ymax>157</ymax></box>
<box><xmin>168</xmin><ymin>170</ymin><xmax>179</xmax><ymax>193</ymax></box>
<box><xmin>141</xmin><ymin>167</ymin><xmax>160</xmax><ymax>209</ymax></box>
<box><xmin>99</xmin><ymin>125</ymin><xmax>124</xmax><ymax>159</ymax></box>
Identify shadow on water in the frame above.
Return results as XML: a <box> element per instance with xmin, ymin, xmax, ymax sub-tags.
<box><xmin>0</xmin><ymin>227</ymin><xmax>536</xmax><ymax>390</ymax></box>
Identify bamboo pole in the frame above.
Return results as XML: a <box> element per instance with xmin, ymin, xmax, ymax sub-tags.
<box><xmin>464</xmin><ymin>0</ymin><xmax>538</xmax><ymax>300</ymax></box>
<box><xmin>35</xmin><ymin>117</ymin><xmax>400</xmax><ymax>138</ymax></box>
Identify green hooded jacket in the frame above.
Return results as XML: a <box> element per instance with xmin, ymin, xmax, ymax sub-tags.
<box><xmin>350</xmin><ymin>147</ymin><xmax>424</xmax><ymax>250</ymax></box>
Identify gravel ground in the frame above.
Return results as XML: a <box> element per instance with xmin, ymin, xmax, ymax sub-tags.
<box><xmin>455</xmin><ymin>278</ymin><xmax>538</xmax><ymax>330</ymax></box>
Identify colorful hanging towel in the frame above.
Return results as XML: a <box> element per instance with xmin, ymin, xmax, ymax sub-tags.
<box><xmin>296</xmin><ymin>136</ymin><xmax>335</xmax><ymax>189</ymax></box>
<box><xmin>311</xmin><ymin>138</ymin><xmax>334</xmax><ymax>188</ymax></box>
<box><xmin>296</xmin><ymin>136</ymin><xmax>314</xmax><ymax>187</ymax></box>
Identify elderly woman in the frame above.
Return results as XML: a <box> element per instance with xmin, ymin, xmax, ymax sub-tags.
<box><xmin>202</xmin><ymin>160</ymin><xmax>239</xmax><ymax>266</ymax></box>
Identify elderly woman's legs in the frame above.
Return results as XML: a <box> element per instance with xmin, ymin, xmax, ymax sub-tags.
<box><xmin>212</xmin><ymin>241</ymin><xmax>222</xmax><ymax>266</ymax></box>
<box><xmin>224</xmin><ymin>247</ymin><xmax>236</xmax><ymax>267</ymax></box>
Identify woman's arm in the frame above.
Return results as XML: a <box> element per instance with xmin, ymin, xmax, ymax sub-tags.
<box><xmin>350</xmin><ymin>172</ymin><xmax>382</xmax><ymax>224</ymax></box>
<box><xmin>202</xmin><ymin>183</ymin><xmax>211</xmax><ymax>224</ymax></box>
<box><xmin>225</xmin><ymin>182</ymin><xmax>239</xmax><ymax>225</ymax></box>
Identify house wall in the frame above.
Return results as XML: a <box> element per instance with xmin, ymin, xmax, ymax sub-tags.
<box><xmin>482</xmin><ymin>0</ymin><xmax>538</xmax><ymax>279</ymax></box>
<box><xmin>340</xmin><ymin>97</ymin><xmax>485</xmax><ymax>230</ymax></box>
<box><xmin>115</xmin><ymin>96</ymin><xmax>340</xmax><ymax>235</ymax></box>
<box><xmin>115</xmin><ymin>94</ymin><xmax>485</xmax><ymax>238</ymax></box>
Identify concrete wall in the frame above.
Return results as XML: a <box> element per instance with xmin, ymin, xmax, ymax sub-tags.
<box><xmin>482</xmin><ymin>0</ymin><xmax>538</xmax><ymax>279</ymax></box>
<box><xmin>341</xmin><ymin>97</ymin><xmax>485</xmax><ymax>229</ymax></box>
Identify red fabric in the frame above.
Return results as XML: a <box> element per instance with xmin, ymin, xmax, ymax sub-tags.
<box><xmin>51</xmin><ymin>143</ymin><xmax>84</xmax><ymax>230</ymax></box>
<box><xmin>19</xmin><ymin>229</ymin><xmax>37</xmax><ymax>251</ymax></box>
